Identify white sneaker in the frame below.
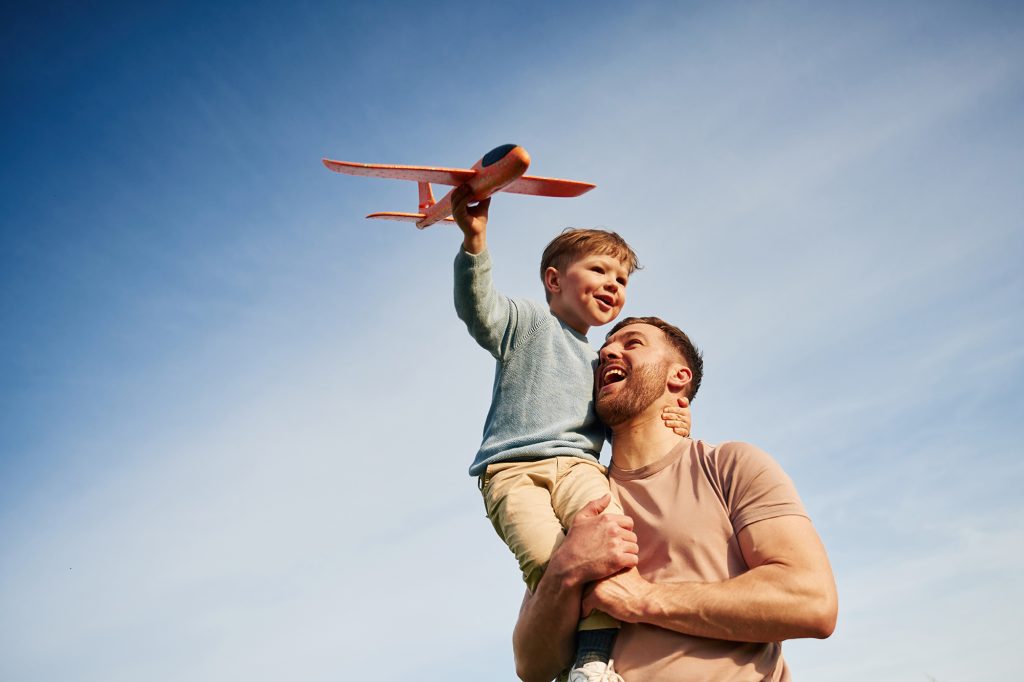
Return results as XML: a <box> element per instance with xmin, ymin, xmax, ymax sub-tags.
<box><xmin>568</xmin><ymin>659</ymin><xmax>624</xmax><ymax>682</ymax></box>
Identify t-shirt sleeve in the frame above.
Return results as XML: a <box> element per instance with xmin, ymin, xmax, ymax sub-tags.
<box><xmin>715</xmin><ymin>441</ymin><xmax>808</xmax><ymax>533</ymax></box>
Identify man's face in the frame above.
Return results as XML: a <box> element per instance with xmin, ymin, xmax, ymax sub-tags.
<box><xmin>595</xmin><ymin>324</ymin><xmax>669</xmax><ymax>426</ymax></box>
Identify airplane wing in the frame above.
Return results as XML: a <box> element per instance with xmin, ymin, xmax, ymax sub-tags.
<box><xmin>502</xmin><ymin>174</ymin><xmax>596</xmax><ymax>198</ymax></box>
<box><xmin>322</xmin><ymin>159</ymin><xmax>475</xmax><ymax>186</ymax></box>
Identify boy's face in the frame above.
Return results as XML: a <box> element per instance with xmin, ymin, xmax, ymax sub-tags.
<box><xmin>547</xmin><ymin>253</ymin><xmax>630</xmax><ymax>334</ymax></box>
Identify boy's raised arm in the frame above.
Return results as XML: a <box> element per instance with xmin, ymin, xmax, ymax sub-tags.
<box><xmin>452</xmin><ymin>184</ymin><xmax>491</xmax><ymax>255</ymax></box>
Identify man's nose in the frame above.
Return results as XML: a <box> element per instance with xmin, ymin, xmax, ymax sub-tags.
<box><xmin>600</xmin><ymin>344</ymin><xmax>621</xmax><ymax>361</ymax></box>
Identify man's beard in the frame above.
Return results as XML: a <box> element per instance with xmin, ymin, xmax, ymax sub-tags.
<box><xmin>596</xmin><ymin>361</ymin><xmax>667</xmax><ymax>426</ymax></box>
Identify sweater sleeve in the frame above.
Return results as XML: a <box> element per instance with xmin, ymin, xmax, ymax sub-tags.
<box><xmin>454</xmin><ymin>247</ymin><xmax>539</xmax><ymax>360</ymax></box>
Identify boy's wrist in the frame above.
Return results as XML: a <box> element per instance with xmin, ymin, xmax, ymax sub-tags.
<box><xmin>462</xmin><ymin>233</ymin><xmax>486</xmax><ymax>255</ymax></box>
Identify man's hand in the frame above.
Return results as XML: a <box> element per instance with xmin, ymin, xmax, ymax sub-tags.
<box><xmin>451</xmin><ymin>184</ymin><xmax>490</xmax><ymax>254</ymax></box>
<box><xmin>548</xmin><ymin>494</ymin><xmax>640</xmax><ymax>589</ymax></box>
<box><xmin>582</xmin><ymin>567</ymin><xmax>652</xmax><ymax>623</ymax></box>
<box><xmin>513</xmin><ymin>495</ymin><xmax>638</xmax><ymax>682</ymax></box>
<box><xmin>661</xmin><ymin>396</ymin><xmax>692</xmax><ymax>437</ymax></box>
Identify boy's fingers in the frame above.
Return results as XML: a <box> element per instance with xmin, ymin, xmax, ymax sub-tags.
<box><xmin>470</xmin><ymin>197</ymin><xmax>491</xmax><ymax>216</ymax></box>
<box><xmin>451</xmin><ymin>185</ymin><xmax>470</xmax><ymax>211</ymax></box>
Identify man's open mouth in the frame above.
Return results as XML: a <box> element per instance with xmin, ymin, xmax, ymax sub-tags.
<box><xmin>601</xmin><ymin>366</ymin><xmax>627</xmax><ymax>387</ymax></box>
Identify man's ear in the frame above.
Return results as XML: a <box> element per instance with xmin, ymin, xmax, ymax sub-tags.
<box><xmin>543</xmin><ymin>266</ymin><xmax>561</xmax><ymax>296</ymax></box>
<box><xmin>667</xmin><ymin>364</ymin><xmax>693</xmax><ymax>393</ymax></box>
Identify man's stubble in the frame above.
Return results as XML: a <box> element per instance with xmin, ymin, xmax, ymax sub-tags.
<box><xmin>595</xmin><ymin>360</ymin><xmax>667</xmax><ymax>427</ymax></box>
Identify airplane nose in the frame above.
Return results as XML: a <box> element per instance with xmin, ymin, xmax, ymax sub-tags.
<box><xmin>482</xmin><ymin>144</ymin><xmax>530</xmax><ymax>169</ymax></box>
<box><xmin>482</xmin><ymin>144</ymin><xmax>518</xmax><ymax>167</ymax></box>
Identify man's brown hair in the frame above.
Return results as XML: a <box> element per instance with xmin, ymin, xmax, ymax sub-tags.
<box><xmin>607</xmin><ymin>316</ymin><xmax>704</xmax><ymax>401</ymax></box>
<box><xmin>539</xmin><ymin>228</ymin><xmax>641</xmax><ymax>300</ymax></box>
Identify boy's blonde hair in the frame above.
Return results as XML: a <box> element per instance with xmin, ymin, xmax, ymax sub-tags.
<box><xmin>539</xmin><ymin>228</ymin><xmax>641</xmax><ymax>300</ymax></box>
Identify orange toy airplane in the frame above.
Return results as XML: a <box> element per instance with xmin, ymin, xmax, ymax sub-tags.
<box><xmin>322</xmin><ymin>144</ymin><xmax>595</xmax><ymax>229</ymax></box>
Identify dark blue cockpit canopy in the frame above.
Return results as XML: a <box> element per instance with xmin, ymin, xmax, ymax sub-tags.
<box><xmin>482</xmin><ymin>143</ymin><xmax>518</xmax><ymax>167</ymax></box>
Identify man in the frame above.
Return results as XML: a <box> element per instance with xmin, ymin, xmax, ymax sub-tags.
<box><xmin>513</xmin><ymin>317</ymin><xmax>838</xmax><ymax>681</ymax></box>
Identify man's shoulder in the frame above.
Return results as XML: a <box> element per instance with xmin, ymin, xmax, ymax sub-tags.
<box><xmin>692</xmin><ymin>439</ymin><xmax>792</xmax><ymax>486</ymax></box>
<box><xmin>693</xmin><ymin>439</ymin><xmax>806</xmax><ymax>524</ymax></box>
<box><xmin>703</xmin><ymin>439</ymin><xmax>773</xmax><ymax>462</ymax></box>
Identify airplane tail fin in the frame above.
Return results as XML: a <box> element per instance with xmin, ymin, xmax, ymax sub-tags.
<box><xmin>363</xmin><ymin>181</ymin><xmax>455</xmax><ymax>228</ymax></box>
<box><xmin>418</xmin><ymin>182</ymin><xmax>435</xmax><ymax>211</ymax></box>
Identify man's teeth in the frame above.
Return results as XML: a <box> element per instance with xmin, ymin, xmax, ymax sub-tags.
<box><xmin>604</xmin><ymin>368</ymin><xmax>626</xmax><ymax>384</ymax></box>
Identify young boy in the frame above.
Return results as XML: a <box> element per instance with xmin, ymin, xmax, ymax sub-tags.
<box><xmin>450</xmin><ymin>185</ymin><xmax>689</xmax><ymax>682</ymax></box>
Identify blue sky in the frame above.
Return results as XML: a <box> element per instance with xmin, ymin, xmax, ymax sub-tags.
<box><xmin>2</xmin><ymin>1</ymin><xmax>1022</xmax><ymax>680</ymax></box>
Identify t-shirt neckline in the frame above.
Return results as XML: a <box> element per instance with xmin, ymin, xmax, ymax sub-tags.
<box><xmin>609</xmin><ymin>440</ymin><xmax>690</xmax><ymax>481</ymax></box>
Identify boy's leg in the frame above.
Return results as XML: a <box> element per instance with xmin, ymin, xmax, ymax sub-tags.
<box><xmin>551</xmin><ymin>458</ymin><xmax>626</xmax><ymax>678</ymax></box>
<box><xmin>554</xmin><ymin>459</ymin><xmax>622</xmax><ymax>631</ymax></box>
<box><xmin>550</xmin><ymin>456</ymin><xmax>624</xmax><ymax>528</ymax></box>
<box><xmin>481</xmin><ymin>459</ymin><xmax>567</xmax><ymax>591</ymax></box>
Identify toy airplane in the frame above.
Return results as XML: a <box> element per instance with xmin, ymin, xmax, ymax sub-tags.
<box><xmin>322</xmin><ymin>144</ymin><xmax>595</xmax><ymax>229</ymax></box>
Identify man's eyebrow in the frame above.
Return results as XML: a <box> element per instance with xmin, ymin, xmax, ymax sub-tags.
<box><xmin>601</xmin><ymin>329</ymin><xmax>646</xmax><ymax>349</ymax></box>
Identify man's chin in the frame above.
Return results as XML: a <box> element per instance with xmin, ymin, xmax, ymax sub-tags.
<box><xmin>596</xmin><ymin>394</ymin><xmax>634</xmax><ymax>426</ymax></box>
<box><xmin>596</xmin><ymin>363</ymin><xmax>667</xmax><ymax>426</ymax></box>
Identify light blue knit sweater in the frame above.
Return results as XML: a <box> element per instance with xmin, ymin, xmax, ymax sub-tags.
<box><xmin>455</xmin><ymin>248</ymin><xmax>605</xmax><ymax>477</ymax></box>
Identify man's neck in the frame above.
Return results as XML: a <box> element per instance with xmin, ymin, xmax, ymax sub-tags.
<box><xmin>609</xmin><ymin>401</ymin><xmax>686</xmax><ymax>471</ymax></box>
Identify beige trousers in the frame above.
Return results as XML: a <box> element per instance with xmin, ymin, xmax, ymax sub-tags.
<box><xmin>481</xmin><ymin>456</ymin><xmax>622</xmax><ymax>631</ymax></box>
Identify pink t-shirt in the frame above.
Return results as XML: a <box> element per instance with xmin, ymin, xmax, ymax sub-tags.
<box><xmin>609</xmin><ymin>439</ymin><xmax>808</xmax><ymax>681</ymax></box>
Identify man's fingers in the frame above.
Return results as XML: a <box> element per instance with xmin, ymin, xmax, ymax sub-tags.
<box><xmin>580</xmin><ymin>592</ymin><xmax>596</xmax><ymax>619</ymax></box>
<box><xmin>576</xmin><ymin>493</ymin><xmax>611</xmax><ymax>520</ymax></box>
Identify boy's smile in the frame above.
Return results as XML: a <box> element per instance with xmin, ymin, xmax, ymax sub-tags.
<box><xmin>547</xmin><ymin>254</ymin><xmax>630</xmax><ymax>334</ymax></box>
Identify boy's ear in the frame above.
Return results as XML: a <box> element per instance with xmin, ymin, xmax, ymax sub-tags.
<box><xmin>667</xmin><ymin>364</ymin><xmax>693</xmax><ymax>392</ymax></box>
<box><xmin>543</xmin><ymin>266</ymin><xmax>561</xmax><ymax>296</ymax></box>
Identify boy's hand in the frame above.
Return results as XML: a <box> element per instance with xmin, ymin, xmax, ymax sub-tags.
<box><xmin>452</xmin><ymin>184</ymin><xmax>490</xmax><ymax>255</ymax></box>
<box><xmin>662</xmin><ymin>396</ymin><xmax>692</xmax><ymax>437</ymax></box>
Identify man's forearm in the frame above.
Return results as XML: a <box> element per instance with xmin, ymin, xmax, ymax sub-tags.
<box><xmin>625</xmin><ymin>564</ymin><xmax>836</xmax><ymax>642</ymax></box>
<box><xmin>585</xmin><ymin>516</ymin><xmax>838</xmax><ymax>643</ymax></box>
<box><xmin>512</xmin><ymin>495</ymin><xmax>641</xmax><ymax>682</ymax></box>
<box><xmin>512</xmin><ymin>567</ymin><xmax>581</xmax><ymax>682</ymax></box>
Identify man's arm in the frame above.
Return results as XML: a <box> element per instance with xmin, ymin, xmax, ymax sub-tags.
<box><xmin>582</xmin><ymin>514</ymin><xmax>838</xmax><ymax>642</ymax></box>
<box><xmin>512</xmin><ymin>495</ymin><xmax>639</xmax><ymax>682</ymax></box>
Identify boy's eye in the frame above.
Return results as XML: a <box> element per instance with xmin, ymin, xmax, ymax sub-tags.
<box><xmin>617</xmin><ymin>277</ymin><xmax>628</xmax><ymax>286</ymax></box>
<box><xmin>591</xmin><ymin>266</ymin><xmax>604</xmax><ymax>274</ymax></box>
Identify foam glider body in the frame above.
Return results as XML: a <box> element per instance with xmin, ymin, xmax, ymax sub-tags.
<box><xmin>322</xmin><ymin>144</ymin><xmax>595</xmax><ymax>229</ymax></box>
